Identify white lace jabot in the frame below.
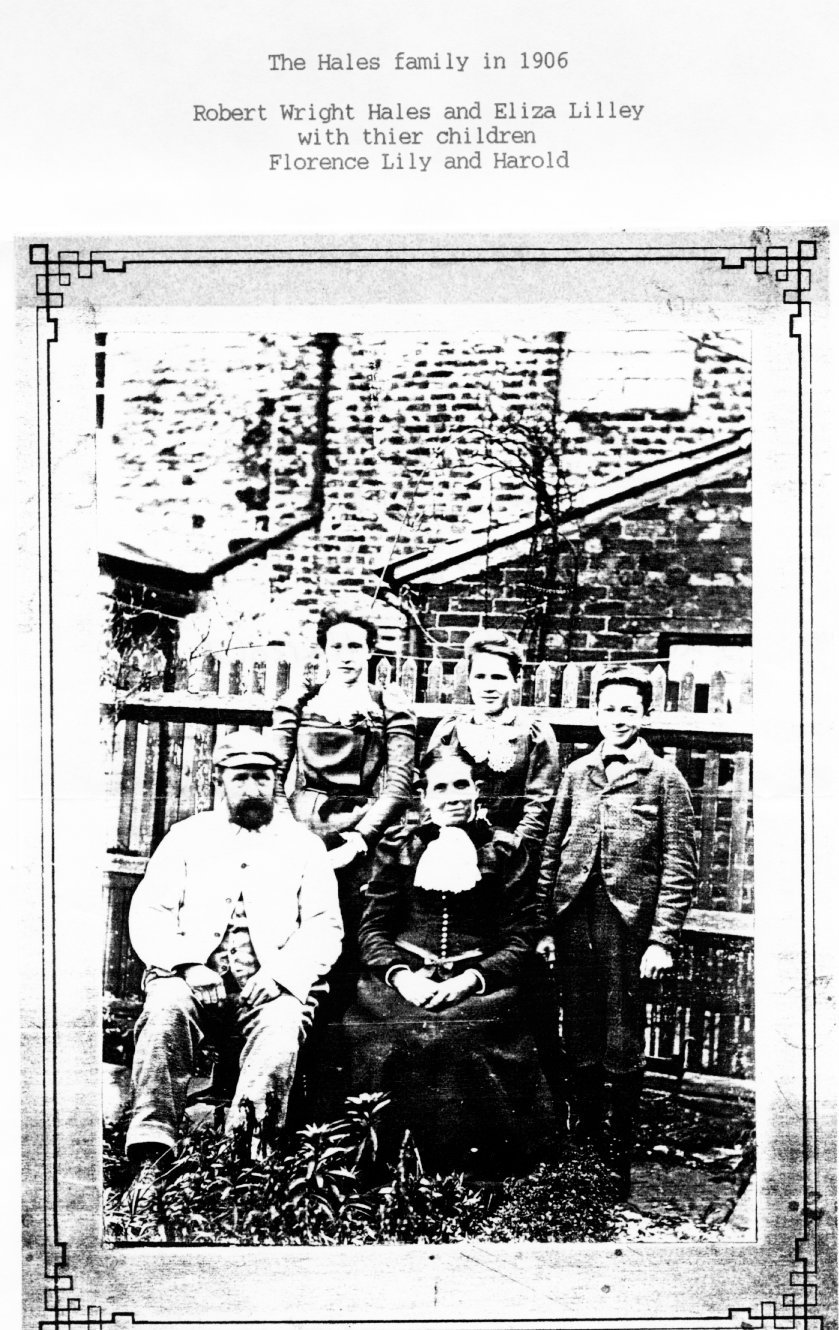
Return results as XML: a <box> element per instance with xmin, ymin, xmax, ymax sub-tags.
<box><xmin>413</xmin><ymin>827</ymin><xmax>481</xmax><ymax>895</ymax></box>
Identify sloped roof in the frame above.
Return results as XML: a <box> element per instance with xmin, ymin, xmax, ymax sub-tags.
<box><xmin>99</xmin><ymin>514</ymin><xmax>318</xmax><ymax>594</ymax></box>
<box><xmin>380</xmin><ymin>430</ymin><xmax>750</xmax><ymax>588</ymax></box>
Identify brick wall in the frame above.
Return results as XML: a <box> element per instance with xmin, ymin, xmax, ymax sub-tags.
<box><xmin>101</xmin><ymin>331</ymin><xmax>321</xmax><ymax>564</ymax></box>
<box><xmin>422</xmin><ymin>470</ymin><xmax>752</xmax><ymax>671</ymax></box>
<box><xmin>99</xmin><ymin>328</ymin><xmax>751</xmax><ymax>668</ymax></box>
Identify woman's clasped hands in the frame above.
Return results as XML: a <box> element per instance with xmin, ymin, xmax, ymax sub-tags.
<box><xmin>391</xmin><ymin>966</ymin><xmax>481</xmax><ymax>1010</ymax></box>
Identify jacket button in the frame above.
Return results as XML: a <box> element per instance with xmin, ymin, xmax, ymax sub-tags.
<box><xmin>241</xmin><ymin>862</ymin><xmax>248</xmax><ymax>869</ymax></box>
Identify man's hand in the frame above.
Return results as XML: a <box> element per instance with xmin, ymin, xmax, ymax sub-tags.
<box><xmin>327</xmin><ymin>831</ymin><xmax>367</xmax><ymax>870</ymax></box>
<box><xmin>535</xmin><ymin>934</ymin><xmax>556</xmax><ymax>967</ymax></box>
<box><xmin>640</xmin><ymin>943</ymin><xmax>674</xmax><ymax>980</ymax></box>
<box><xmin>391</xmin><ymin>968</ymin><xmax>440</xmax><ymax>1008</ymax></box>
<box><xmin>423</xmin><ymin>971</ymin><xmax>481</xmax><ymax>1009</ymax></box>
<box><xmin>181</xmin><ymin>964</ymin><xmax>225</xmax><ymax>1005</ymax></box>
<box><xmin>239</xmin><ymin>967</ymin><xmax>282</xmax><ymax>1008</ymax></box>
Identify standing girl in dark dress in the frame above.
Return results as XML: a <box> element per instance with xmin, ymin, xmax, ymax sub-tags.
<box><xmin>273</xmin><ymin>605</ymin><xmax>416</xmax><ymax>1009</ymax></box>
<box><xmin>344</xmin><ymin>749</ymin><xmax>554</xmax><ymax>1176</ymax></box>
<box><xmin>424</xmin><ymin>630</ymin><xmax>558</xmax><ymax>859</ymax></box>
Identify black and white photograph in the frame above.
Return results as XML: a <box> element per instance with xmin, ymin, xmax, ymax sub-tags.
<box><xmin>15</xmin><ymin>236</ymin><xmax>832</xmax><ymax>1326</ymax></box>
<box><xmin>97</xmin><ymin>318</ymin><xmax>755</xmax><ymax>1245</ymax></box>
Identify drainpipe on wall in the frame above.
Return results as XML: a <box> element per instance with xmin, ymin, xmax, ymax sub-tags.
<box><xmin>310</xmin><ymin>332</ymin><xmax>340</xmax><ymax>528</ymax></box>
<box><xmin>197</xmin><ymin>333</ymin><xmax>341</xmax><ymax>582</ymax></box>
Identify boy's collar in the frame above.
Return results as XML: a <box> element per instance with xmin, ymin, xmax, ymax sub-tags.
<box><xmin>599</xmin><ymin>737</ymin><xmax>646</xmax><ymax>764</ymax></box>
<box><xmin>584</xmin><ymin>736</ymin><xmax>653</xmax><ymax>773</ymax></box>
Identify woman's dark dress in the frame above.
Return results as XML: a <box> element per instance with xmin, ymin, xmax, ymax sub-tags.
<box><xmin>344</xmin><ymin>819</ymin><xmax>554</xmax><ymax>1175</ymax></box>
<box><xmin>424</xmin><ymin>709</ymin><xmax>565</xmax><ymax>1106</ymax></box>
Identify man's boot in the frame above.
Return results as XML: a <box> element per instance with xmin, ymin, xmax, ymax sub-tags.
<box><xmin>570</xmin><ymin>1062</ymin><xmax>605</xmax><ymax>1150</ymax></box>
<box><xmin>121</xmin><ymin>1148</ymin><xmax>169</xmax><ymax>1239</ymax></box>
<box><xmin>603</xmin><ymin>1068</ymin><xmax>645</xmax><ymax>1200</ymax></box>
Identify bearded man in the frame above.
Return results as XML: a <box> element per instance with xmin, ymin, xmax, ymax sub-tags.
<box><xmin>122</xmin><ymin>727</ymin><xmax>343</xmax><ymax>1202</ymax></box>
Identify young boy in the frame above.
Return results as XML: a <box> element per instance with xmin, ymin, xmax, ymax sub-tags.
<box><xmin>536</xmin><ymin>665</ymin><xmax>697</xmax><ymax>1197</ymax></box>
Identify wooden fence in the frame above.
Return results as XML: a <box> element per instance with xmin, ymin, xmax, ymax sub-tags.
<box><xmin>159</xmin><ymin>646</ymin><xmax>753</xmax><ymax>716</ymax></box>
<box><xmin>102</xmin><ymin>650</ymin><xmax>754</xmax><ymax>1081</ymax></box>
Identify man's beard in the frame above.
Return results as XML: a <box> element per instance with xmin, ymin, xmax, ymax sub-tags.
<box><xmin>229</xmin><ymin>799</ymin><xmax>274</xmax><ymax>830</ymax></box>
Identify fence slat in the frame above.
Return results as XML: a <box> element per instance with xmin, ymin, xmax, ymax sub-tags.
<box><xmin>425</xmin><ymin>659</ymin><xmax>443</xmax><ymax>704</ymax></box>
<box><xmin>229</xmin><ymin>660</ymin><xmax>244</xmax><ymax>696</ymax></box>
<box><xmin>178</xmin><ymin>724</ymin><xmax>201</xmax><ymax>819</ymax></box>
<box><xmin>190</xmin><ymin>724</ymin><xmax>216</xmax><ymax>814</ymax></box>
<box><xmin>128</xmin><ymin>723</ymin><xmax>150</xmax><ymax>855</ymax></box>
<box><xmin>400</xmin><ymin>657</ymin><xmax>418</xmax><ymax>702</ymax></box>
<box><xmin>303</xmin><ymin>655</ymin><xmax>322</xmax><ymax>690</ymax></box>
<box><xmin>727</xmin><ymin>750</ymin><xmax>751</xmax><ymax>911</ymax></box>
<box><xmin>739</xmin><ymin>671</ymin><xmax>753</xmax><ymax>711</ymax></box>
<box><xmin>452</xmin><ymin>660</ymin><xmax>470</xmax><ymax>704</ymax></box>
<box><xmin>588</xmin><ymin>663</ymin><xmax>606</xmax><ymax>709</ymax></box>
<box><xmin>697</xmin><ymin>750</ymin><xmax>720</xmax><ymax>908</ymax></box>
<box><xmin>677</xmin><ymin>669</ymin><xmax>696</xmax><ymax>713</ymax></box>
<box><xmin>650</xmin><ymin>664</ymin><xmax>667</xmax><ymax>712</ymax></box>
<box><xmin>687</xmin><ymin>1000</ymin><xmax>706</xmax><ymax>1075</ymax></box>
<box><xmin>559</xmin><ymin>663</ymin><xmax>580</xmax><ymax>708</ymax></box>
<box><xmin>708</xmin><ymin>670</ymin><xmax>728</xmax><ymax>713</ymax></box>
<box><xmin>135</xmin><ymin>722</ymin><xmax>160</xmax><ymax>856</ymax></box>
<box><xmin>672</xmin><ymin>671</ymin><xmax>696</xmax><ymax>779</ymax></box>
<box><xmin>533</xmin><ymin>661</ymin><xmax>552</xmax><ymax>708</ymax></box>
<box><xmin>275</xmin><ymin>659</ymin><xmax>290</xmax><ymax>699</ymax></box>
<box><xmin>115</xmin><ymin>719</ymin><xmax>139</xmax><ymax>852</ymax></box>
<box><xmin>375</xmin><ymin>658</ymin><xmax>392</xmax><ymax>690</ymax></box>
<box><xmin>103</xmin><ymin>870</ymin><xmax>145</xmax><ymax>999</ymax></box>
<box><xmin>162</xmin><ymin>721</ymin><xmax>186</xmax><ymax>832</ymax></box>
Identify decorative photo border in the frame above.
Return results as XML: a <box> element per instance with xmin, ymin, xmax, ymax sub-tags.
<box><xmin>19</xmin><ymin>233</ymin><xmax>831</xmax><ymax>1330</ymax></box>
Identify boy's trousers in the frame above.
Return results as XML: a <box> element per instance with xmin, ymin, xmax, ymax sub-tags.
<box><xmin>556</xmin><ymin>876</ymin><xmax>647</xmax><ymax>1075</ymax></box>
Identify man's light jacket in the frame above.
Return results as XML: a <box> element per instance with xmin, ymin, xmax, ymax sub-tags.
<box><xmin>129</xmin><ymin>809</ymin><xmax>344</xmax><ymax>1002</ymax></box>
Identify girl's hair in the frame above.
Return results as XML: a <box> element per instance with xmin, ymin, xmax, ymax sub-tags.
<box><xmin>463</xmin><ymin>629</ymin><xmax>525</xmax><ymax>680</ymax></box>
<box><xmin>595</xmin><ymin>665</ymin><xmax>654</xmax><ymax>715</ymax></box>
<box><xmin>316</xmin><ymin>603</ymin><xmax>378</xmax><ymax>651</ymax></box>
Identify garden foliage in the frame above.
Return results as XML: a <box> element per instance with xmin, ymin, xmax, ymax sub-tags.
<box><xmin>104</xmin><ymin>1091</ymin><xmax>618</xmax><ymax>1245</ymax></box>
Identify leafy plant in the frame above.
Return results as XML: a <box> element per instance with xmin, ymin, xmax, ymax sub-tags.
<box><xmin>376</xmin><ymin>1131</ymin><xmax>484</xmax><ymax>1243</ymax></box>
<box><xmin>105</xmin><ymin>1090</ymin><xmax>750</xmax><ymax>1246</ymax></box>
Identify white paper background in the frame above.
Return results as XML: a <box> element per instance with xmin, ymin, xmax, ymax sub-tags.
<box><xmin>4</xmin><ymin>2</ymin><xmax>838</xmax><ymax>1325</ymax></box>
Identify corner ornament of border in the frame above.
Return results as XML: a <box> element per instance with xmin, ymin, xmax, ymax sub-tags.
<box><xmin>43</xmin><ymin>1254</ymin><xmax>137</xmax><ymax>1328</ymax></box>
<box><xmin>29</xmin><ymin>243</ymin><xmax>100</xmax><ymax>343</ymax></box>
<box><xmin>740</xmin><ymin>238</ymin><xmax>819</xmax><ymax>333</ymax></box>
<box><xmin>735</xmin><ymin>1238</ymin><xmax>824</xmax><ymax>1329</ymax></box>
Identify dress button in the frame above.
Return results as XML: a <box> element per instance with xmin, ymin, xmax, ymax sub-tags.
<box><xmin>225</xmin><ymin>897</ymin><xmax>232</xmax><ymax>904</ymax></box>
<box><xmin>213</xmin><ymin>932</ymin><xmax>221</xmax><ymax>938</ymax></box>
<box><xmin>241</xmin><ymin>862</ymin><xmax>248</xmax><ymax>869</ymax></box>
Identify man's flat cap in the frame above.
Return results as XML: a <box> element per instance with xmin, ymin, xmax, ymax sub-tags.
<box><xmin>212</xmin><ymin>728</ymin><xmax>283</xmax><ymax>768</ymax></box>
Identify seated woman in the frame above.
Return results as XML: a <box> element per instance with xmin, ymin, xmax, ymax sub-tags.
<box><xmin>273</xmin><ymin>603</ymin><xmax>416</xmax><ymax>1009</ymax></box>
<box><xmin>424</xmin><ymin>630</ymin><xmax>565</xmax><ymax>1112</ymax></box>
<box><xmin>343</xmin><ymin>749</ymin><xmax>554</xmax><ymax>1177</ymax></box>
<box><xmin>424</xmin><ymin>630</ymin><xmax>558</xmax><ymax>862</ymax></box>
